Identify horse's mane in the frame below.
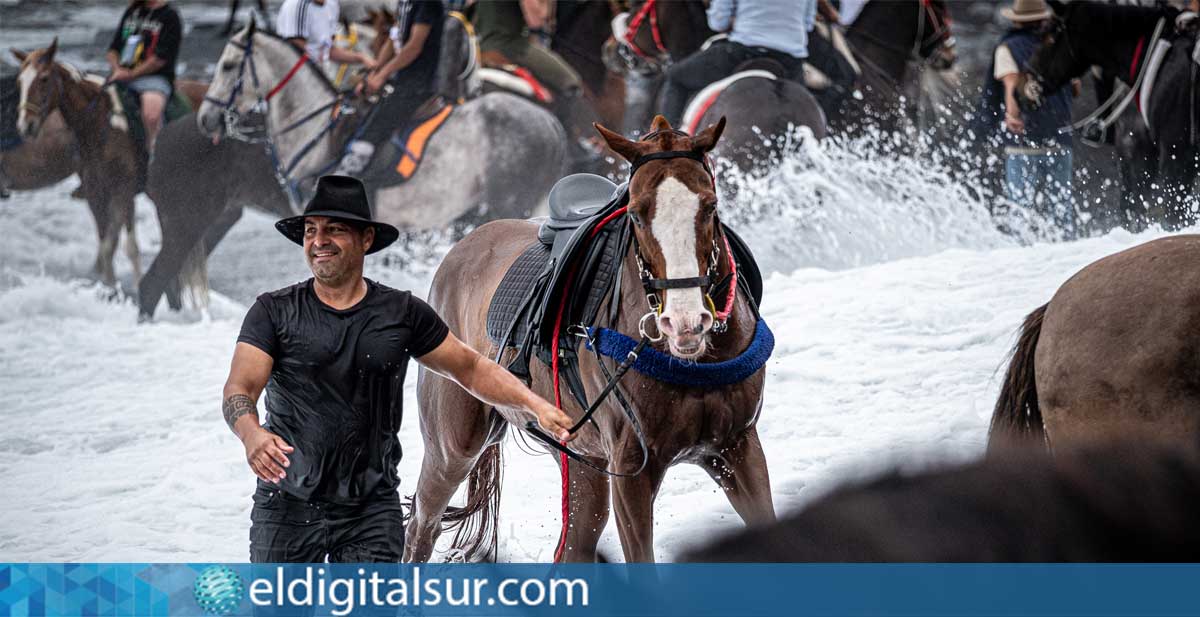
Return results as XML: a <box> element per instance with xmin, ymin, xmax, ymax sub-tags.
<box><xmin>1066</xmin><ymin>1</ymin><xmax>1166</xmax><ymax>37</ymax></box>
<box><xmin>240</xmin><ymin>26</ymin><xmax>341</xmax><ymax>98</ymax></box>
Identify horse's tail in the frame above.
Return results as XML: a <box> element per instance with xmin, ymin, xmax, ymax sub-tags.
<box><xmin>440</xmin><ymin>441</ymin><xmax>503</xmax><ymax>562</ymax></box>
<box><xmin>988</xmin><ymin>303</ymin><xmax>1048</xmax><ymax>453</ymax></box>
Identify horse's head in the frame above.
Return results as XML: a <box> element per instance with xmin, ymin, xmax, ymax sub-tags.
<box><xmin>919</xmin><ymin>0</ymin><xmax>957</xmax><ymax>70</ymax></box>
<box><xmin>11</xmin><ymin>38</ymin><xmax>65</xmax><ymax>139</ymax></box>
<box><xmin>1020</xmin><ymin>0</ymin><xmax>1088</xmax><ymax>109</ymax></box>
<box><xmin>595</xmin><ymin>115</ymin><xmax>727</xmax><ymax>359</ymax></box>
<box><xmin>198</xmin><ymin>16</ymin><xmax>266</xmax><ymax>140</ymax></box>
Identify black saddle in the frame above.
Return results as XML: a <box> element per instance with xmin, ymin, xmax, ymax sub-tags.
<box><xmin>486</xmin><ymin>174</ymin><xmax>630</xmax><ymax>395</ymax></box>
<box><xmin>538</xmin><ymin>173</ymin><xmax>620</xmax><ymax>256</ymax></box>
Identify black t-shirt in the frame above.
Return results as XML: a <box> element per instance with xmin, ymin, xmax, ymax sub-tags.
<box><xmin>393</xmin><ymin>0</ymin><xmax>444</xmax><ymax>84</ymax></box>
<box><xmin>108</xmin><ymin>2</ymin><xmax>184</xmax><ymax>84</ymax></box>
<box><xmin>237</xmin><ymin>278</ymin><xmax>449</xmax><ymax>503</ymax></box>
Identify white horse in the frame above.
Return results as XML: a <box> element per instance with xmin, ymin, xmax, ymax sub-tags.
<box><xmin>197</xmin><ymin>19</ymin><xmax>565</xmax><ymax>230</ymax></box>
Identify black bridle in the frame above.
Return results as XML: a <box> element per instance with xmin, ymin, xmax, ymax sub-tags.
<box><xmin>626</xmin><ymin>128</ymin><xmax>729</xmax><ymax>337</ymax></box>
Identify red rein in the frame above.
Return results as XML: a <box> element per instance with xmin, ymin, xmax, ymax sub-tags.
<box><xmin>266</xmin><ymin>53</ymin><xmax>309</xmax><ymax>101</ymax></box>
<box><xmin>551</xmin><ymin>206</ymin><xmax>628</xmax><ymax>562</ymax></box>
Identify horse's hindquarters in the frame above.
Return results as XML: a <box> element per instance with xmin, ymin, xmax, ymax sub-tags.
<box><xmin>1034</xmin><ymin>236</ymin><xmax>1200</xmax><ymax>447</ymax></box>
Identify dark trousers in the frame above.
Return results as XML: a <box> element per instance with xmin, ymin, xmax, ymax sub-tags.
<box><xmin>358</xmin><ymin>74</ymin><xmax>434</xmax><ymax>145</ymax></box>
<box><xmin>248</xmin><ymin>486</ymin><xmax>405</xmax><ymax>563</ymax></box>
<box><xmin>657</xmin><ymin>41</ymin><xmax>804</xmax><ymax>126</ymax></box>
<box><xmin>806</xmin><ymin>30</ymin><xmax>856</xmax><ymax>113</ymax></box>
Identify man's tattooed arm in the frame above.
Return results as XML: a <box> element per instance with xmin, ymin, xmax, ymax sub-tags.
<box><xmin>222</xmin><ymin>394</ymin><xmax>257</xmax><ymax>434</ymax></box>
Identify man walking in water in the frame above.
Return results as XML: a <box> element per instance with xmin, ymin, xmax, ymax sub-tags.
<box><xmin>222</xmin><ymin>175</ymin><xmax>573</xmax><ymax>562</ymax></box>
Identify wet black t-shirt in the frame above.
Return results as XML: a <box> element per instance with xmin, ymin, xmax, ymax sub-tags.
<box><xmin>237</xmin><ymin>278</ymin><xmax>449</xmax><ymax>504</ymax></box>
<box><xmin>107</xmin><ymin>3</ymin><xmax>183</xmax><ymax>84</ymax></box>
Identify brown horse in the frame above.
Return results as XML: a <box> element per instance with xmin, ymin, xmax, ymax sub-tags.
<box><xmin>0</xmin><ymin>110</ymin><xmax>76</xmax><ymax>199</ymax></box>
<box><xmin>13</xmin><ymin>40</ymin><xmax>205</xmax><ymax>287</ymax></box>
<box><xmin>407</xmin><ymin>116</ymin><xmax>774</xmax><ymax>563</ymax></box>
<box><xmin>990</xmin><ymin>236</ymin><xmax>1200</xmax><ymax>452</ymax></box>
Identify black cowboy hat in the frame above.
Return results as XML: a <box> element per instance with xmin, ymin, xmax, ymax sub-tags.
<box><xmin>275</xmin><ymin>175</ymin><xmax>399</xmax><ymax>254</ymax></box>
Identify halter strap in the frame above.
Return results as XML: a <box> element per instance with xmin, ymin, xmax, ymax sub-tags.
<box><xmin>629</xmin><ymin>149</ymin><xmax>711</xmax><ymax>180</ymax></box>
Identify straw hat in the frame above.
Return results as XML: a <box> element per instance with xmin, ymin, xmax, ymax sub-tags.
<box><xmin>1001</xmin><ymin>0</ymin><xmax>1053</xmax><ymax>23</ymax></box>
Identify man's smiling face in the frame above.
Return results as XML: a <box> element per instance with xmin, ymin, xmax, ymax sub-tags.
<box><xmin>303</xmin><ymin>216</ymin><xmax>374</xmax><ymax>285</ymax></box>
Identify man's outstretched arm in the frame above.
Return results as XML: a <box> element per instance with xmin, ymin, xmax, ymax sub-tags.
<box><xmin>417</xmin><ymin>332</ymin><xmax>576</xmax><ymax>441</ymax></box>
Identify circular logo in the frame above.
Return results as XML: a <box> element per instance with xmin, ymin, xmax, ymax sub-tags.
<box><xmin>193</xmin><ymin>565</ymin><xmax>245</xmax><ymax>616</ymax></box>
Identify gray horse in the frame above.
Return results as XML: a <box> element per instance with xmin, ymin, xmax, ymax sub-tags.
<box><xmin>196</xmin><ymin>20</ymin><xmax>565</xmax><ymax>230</ymax></box>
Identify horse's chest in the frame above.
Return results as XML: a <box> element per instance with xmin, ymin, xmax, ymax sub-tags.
<box><xmin>647</xmin><ymin>385</ymin><xmax>761</xmax><ymax>449</ymax></box>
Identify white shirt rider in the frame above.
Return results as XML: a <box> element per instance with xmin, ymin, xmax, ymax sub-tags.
<box><xmin>275</xmin><ymin>0</ymin><xmax>375</xmax><ymax>67</ymax></box>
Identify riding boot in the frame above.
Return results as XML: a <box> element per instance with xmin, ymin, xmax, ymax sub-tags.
<box><xmin>335</xmin><ymin>140</ymin><xmax>376</xmax><ymax>176</ymax></box>
<box><xmin>555</xmin><ymin>89</ymin><xmax>605</xmax><ymax>170</ymax></box>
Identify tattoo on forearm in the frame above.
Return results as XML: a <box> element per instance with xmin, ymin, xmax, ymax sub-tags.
<box><xmin>222</xmin><ymin>394</ymin><xmax>256</xmax><ymax>432</ymax></box>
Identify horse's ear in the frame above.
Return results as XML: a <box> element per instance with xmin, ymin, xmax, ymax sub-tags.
<box><xmin>1046</xmin><ymin>0</ymin><xmax>1065</xmax><ymax>15</ymax></box>
<box><xmin>248</xmin><ymin>12</ymin><xmax>258</xmax><ymax>36</ymax></box>
<box><xmin>594</xmin><ymin>122</ymin><xmax>650</xmax><ymax>162</ymax></box>
<box><xmin>691</xmin><ymin>117</ymin><xmax>726</xmax><ymax>153</ymax></box>
<box><xmin>46</xmin><ymin>37</ymin><xmax>58</xmax><ymax>62</ymax></box>
<box><xmin>10</xmin><ymin>48</ymin><xmax>28</xmax><ymax>63</ymax></box>
<box><xmin>650</xmin><ymin>114</ymin><xmax>673</xmax><ymax>133</ymax></box>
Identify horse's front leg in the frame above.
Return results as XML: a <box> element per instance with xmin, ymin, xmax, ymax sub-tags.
<box><xmin>700</xmin><ymin>425</ymin><xmax>776</xmax><ymax>527</ymax></box>
<box><xmin>610</xmin><ymin>457</ymin><xmax>667</xmax><ymax>563</ymax></box>
<box><xmin>556</xmin><ymin>455</ymin><xmax>611</xmax><ymax>563</ymax></box>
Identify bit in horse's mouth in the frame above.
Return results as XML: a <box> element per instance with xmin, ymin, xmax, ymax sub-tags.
<box><xmin>670</xmin><ymin>339</ymin><xmax>706</xmax><ymax>360</ymax></box>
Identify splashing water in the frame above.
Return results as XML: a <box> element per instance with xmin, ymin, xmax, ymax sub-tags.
<box><xmin>715</xmin><ymin>126</ymin><xmax>1050</xmax><ymax>273</ymax></box>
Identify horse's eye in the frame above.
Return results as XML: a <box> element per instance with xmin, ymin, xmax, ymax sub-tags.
<box><xmin>222</xmin><ymin>61</ymin><xmax>238</xmax><ymax>72</ymax></box>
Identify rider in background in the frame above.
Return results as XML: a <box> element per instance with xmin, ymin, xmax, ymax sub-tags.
<box><xmin>106</xmin><ymin>0</ymin><xmax>183</xmax><ymax>155</ymax></box>
<box><xmin>978</xmin><ymin>0</ymin><xmax>1075</xmax><ymax>238</ymax></box>
<box><xmin>657</xmin><ymin>0</ymin><xmax>817</xmax><ymax>127</ymax></box>
<box><xmin>276</xmin><ymin>0</ymin><xmax>377</xmax><ymax>69</ymax></box>
<box><xmin>806</xmin><ymin>0</ymin><xmax>857</xmax><ymax>113</ymax></box>
<box><xmin>472</xmin><ymin>0</ymin><xmax>594</xmax><ymax>156</ymax></box>
<box><xmin>336</xmin><ymin>0</ymin><xmax>444</xmax><ymax>176</ymax></box>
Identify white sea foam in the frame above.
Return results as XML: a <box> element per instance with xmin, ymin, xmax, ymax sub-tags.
<box><xmin>0</xmin><ymin>141</ymin><xmax>1181</xmax><ymax>561</ymax></box>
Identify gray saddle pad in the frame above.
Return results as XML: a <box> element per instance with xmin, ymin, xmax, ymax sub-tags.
<box><xmin>486</xmin><ymin>242</ymin><xmax>551</xmax><ymax>346</ymax></box>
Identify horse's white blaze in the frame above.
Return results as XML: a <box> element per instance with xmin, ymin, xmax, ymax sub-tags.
<box><xmin>651</xmin><ymin>176</ymin><xmax>708</xmax><ymax>328</ymax></box>
<box><xmin>16</xmin><ymin>65</ymin><xmax>36</xmax><ymax>134</ymax></box>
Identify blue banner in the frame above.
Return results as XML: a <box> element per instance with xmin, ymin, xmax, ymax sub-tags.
<box><xmin>1</xmin><ymin>563</ymin><xmax>1197</xmax><ymax>616</ymax></box>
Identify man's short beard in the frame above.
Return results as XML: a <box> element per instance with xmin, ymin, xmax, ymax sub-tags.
<box><xmin>311</xmin><ymin>260</ymin><xmax>352</xmax><ymax>285</ymax></box>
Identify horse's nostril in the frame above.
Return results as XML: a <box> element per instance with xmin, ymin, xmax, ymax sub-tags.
<box><xmin>658</xmin><ymin>315</ymin><xmax>675</xmax><ymax>336</ymax></box>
